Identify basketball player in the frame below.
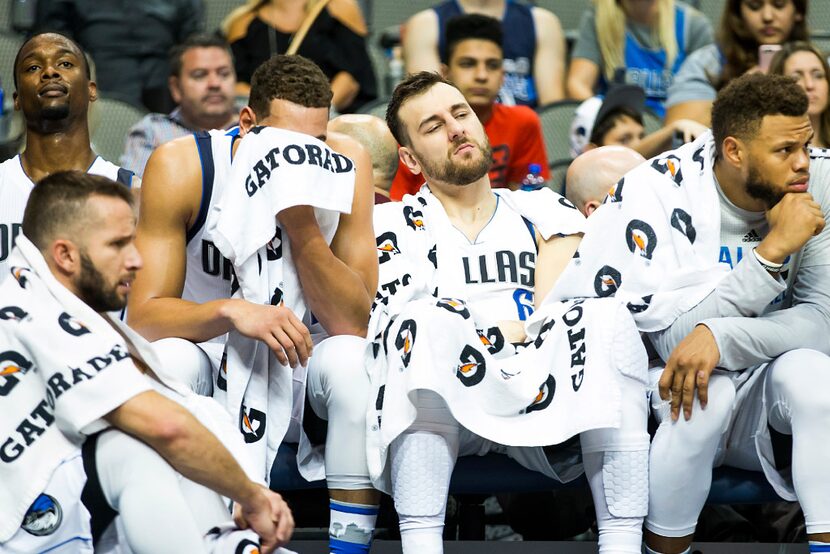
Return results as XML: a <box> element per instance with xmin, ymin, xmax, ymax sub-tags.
<box><xmin>127</xmin><ymin>55</ymin><xmax>381</xmax><ymax>554</ymax></box>
<box><xmin>1</xmin><ymin>171</ymin><xmax>292</xmax><ymax>553</ymax></box>
<box><xmin>0</xmin><ymin>32</ymin><xmax>137</xmax><ymax>279</ymax></box>
<box><xmin>372</xmin><ymin>71</ymin><xmax>650</xmax><ymax>554</ymax></box>
<box><xmin>552</xmin><ymin>73</ymin><xmax>830</xmax><ymax>554</ymax></box>
<box><xmin>565</xmin><ymin>145</ymin><xmax>646</xmax><ymax>217</ymax></box>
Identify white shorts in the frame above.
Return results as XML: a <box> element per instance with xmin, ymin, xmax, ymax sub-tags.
<box><xmin>1</xmin><ymin>454</ymin><xmax>92</xmax><ymax>553</ymax></box>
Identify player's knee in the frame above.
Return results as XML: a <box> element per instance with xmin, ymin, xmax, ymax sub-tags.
<box><xmin>310</xmin><ymin>335</ymin><xmax>370</xmax><ymax>415</ymax></box>
<box><xmin>151</xmin><ymin>337</ymin><xmax>213</xmax><ymax>394</ymax></box>
<box><xmin>655</xmin><ymin>375</ymin><xmax>735</xmax><ymax>447</ymax></box>
<box><xmin>770</xmin><ymin>349</ymin><xmax>830</xmax><ymax>414</ymax></box>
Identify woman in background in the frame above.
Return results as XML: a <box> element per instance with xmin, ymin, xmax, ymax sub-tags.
<box><xmin>770</xmin><ymin>41</ymin><xmax>830</xmax><ymax>148</ymax></box>
<box><xmin>665</xmin><ymin>0</ymin><xmax>808</xmax><ymax>125</ymax></box>
<box><xmin>223</xmin><ymin>0</ymin><xmax>377</xmax><ymax>113</ymax></box>
<box><xmin>567</xmin><ymin>0</ymin><xmax>713</xmax><ymax>118</ymax></box>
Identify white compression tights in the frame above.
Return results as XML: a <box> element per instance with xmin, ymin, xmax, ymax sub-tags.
<box><xmin>306</xmin><ymin>335</ymin><xmax>375</xmax><ymax>490</ymax></box>
<box><xmin>647</xmin><ymin>348</ymin><xmax>830</xmax><ymax>538</ymax></box>
<box><xmin>93</xmin><ymin>431</ymin><xmax>229</xmax><ymax>553</ymax></box>
<box><xmin>391</xmin><ymin>373</ymin><xmax>649</xmax><ymax>554</ymax></box>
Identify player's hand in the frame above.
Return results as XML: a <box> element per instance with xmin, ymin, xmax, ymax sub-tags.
<box><xmin>759</xmin><ymin>192</ymin><xmax>825</xmax><ymax>263</ymax></box>
<box><xmin>225</xmin><ymin>299</ymin><xmax>313</xmax><ymax>367</ymax></box>
<box><xmin>234</xmin><ymin>487</ymin><xmax>294</xmax><ymax>553</ymax></box>
<box><xmin>497</xmin><ymin>320</ymin><xmax>527</xmax><ymax>344</ymax></box>
<box><xmin>671</xmin><ymin>119</ymin><xmax>708</xmax><ymax>144</ymax></box>
<box><xmin>658</xmin><ymin>325</ymin><xmax>720</xmax><ymax>421</ymax></box>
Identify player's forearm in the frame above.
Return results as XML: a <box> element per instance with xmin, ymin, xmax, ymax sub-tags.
<box><xmin>127</xmin><ymin>297</ymin><xmax>240</xmax><ymax>343</ymax></box>
<box><xmin>288</xmin><ymin>233</ymin><xmax>371</xmax><ymax>337</ymax></box>
<box><xmin>647</xmin><ymin>256</ymin><xmax>785</xmax><ymax>362</ymax></box>
<box><xmin>144</xmin><ymin>408</ymin><xmax>263</xmax><ymax>507</ymax></box>
<box><xmin>635</xmin><ymin>127</ymin><xmax>675</xmax><ymax>159</ymax></box>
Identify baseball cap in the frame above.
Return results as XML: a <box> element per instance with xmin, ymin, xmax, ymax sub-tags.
<box><xmin>569</xmin><ymin>84</ymin><xmax>646</xmax><ymax>157</ymax></box>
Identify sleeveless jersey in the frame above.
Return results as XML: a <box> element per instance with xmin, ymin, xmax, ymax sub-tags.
<box><xmin>0</xmin><ymin>154</ymin><xmax>133</xmax><ymax>278</ymax></box>
<box><xmin>600</xmin><ymin>5</ymin><xmax>688</xmax><ymax>118</ymax></box>
<box><xmin>181</xmin><ymin>129</ymin><xmax>239</xmax><ymax>312</ymax></box>
<box><xmin>435</xmin><ymin>0</ymin><xmax>538</xmax><ymax>107</ymax></box>
<box><xmin>443</xmin><ymin>196</ymin><xmax>537</xmax><ymax>321</ymax></box>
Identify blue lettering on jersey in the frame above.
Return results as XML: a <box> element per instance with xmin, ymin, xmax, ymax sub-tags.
<box><xmin>513</xmin><ymin>288</ymin><xmax>534</xmax><ymax>321</ymax></box>
<box><xmin>718</xmin><ymin>245</ymin><xmax>746</xmax><ymax>269</ymax></box>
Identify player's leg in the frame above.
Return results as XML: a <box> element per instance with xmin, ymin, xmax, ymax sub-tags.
<box><xmin>579</xmin><ymin>372</ymin><xmax>650</xmax><ymax>554</ymax></box>
<box><xmin>389</xmin><ymin>390</ymin><xmax>462</xmax><ymax>554</ymax></box>
<box><xmin>644</xmin><ymin>372</ymin><xmax>736</xmax><ymax>554</ymax></box>
<box><xmin>764</xmin><ymin>349</ymin><xmax>830</xmax><ymax>551</ymax></box>
<box><xmin>151</xmin><ymin>337</ymin><xmax>217</xmax><ymax>396</ymax></box>
<box><xmin>306</xmin><ymin>335</ymin><xmax>380</xmax><ymax>554</ymax></box>
<box><xmin>83</xmin><ymin>430</ymin><xmax>207</xmax><ymax>552</ymax></box>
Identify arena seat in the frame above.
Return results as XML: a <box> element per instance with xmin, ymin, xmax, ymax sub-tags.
<box><xmin>0</xmin><ymin>31</ymin><xmax>23</xmax><ymax>102</ymax></box>
<box><xmin>547</xmin><ymin>158</ymin><xmax>571</xmax><ymax>196</ymax></box>
<box><xmin>810</xmin><ymin>2</ymin><xmax>830</xmax><ymax>36</ymax></box>
<box><xmin>643</xmin><ymin>109</ymin><xmax>663</xmax><ymax>136</ymax></box>
<box><xmin>203</xmin><ymin>0</ymin><xmax>246</xmax><ymax>34</ymax></box>
<box><xmin>357</xmin><ymin>97</ymin><xmax>390</xmax><ymax>120</ymax></box>
<box><xmin>89</xmin><ymin>98</ymin><xmax>147</xmax><ymax>165</ymax></box>
<box><xmin>371</xmin><ymin>0</ymin><xmax>438</xmax><ymax>34</ymax></box>
<box><xmin>697</xmin><ymin>0</ymin><xmax>725</xmax><ymax>29</ymax></box>
<box><xmin>537</xmin><ymin>99</ymin><xmax>581</xmax><ymax>164</ymax></box>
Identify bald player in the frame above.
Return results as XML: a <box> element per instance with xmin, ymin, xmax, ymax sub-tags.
<box><xmin>328</xmin><ymin>114</ymin><xmax>398</xmax><ymax>204</ymax></box>
<box><xmin>565</xmin><ymin>146</ymin><xmax>646</xmax><ymax>217</ymax></box>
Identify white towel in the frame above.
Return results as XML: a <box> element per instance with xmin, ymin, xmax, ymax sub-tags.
<box><xmin>550</xmin><ymin>131</ymin><xmax>729</xmax><ymax>332</ymax></box>
<box><xmin>204</xmin><ymin>126</ymin><xmax>356</xmax><ymax>480</ymax></box>
<box><xmin>366</xmin><ymin>187</ymin><xmax>647</xmax><ymax>493</ymax></box>
<box><xmin>0</xmin><ymin>237</ymin><xmax>263</xmax><ymax>542</ymax></box>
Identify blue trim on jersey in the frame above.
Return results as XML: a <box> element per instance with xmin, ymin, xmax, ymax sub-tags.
<box><xmin>809</xmin><ymin>546</ymin><xmax>830</xmax><ymax>552</ymax></box>
<box><xmin>40</xmin><ymin>536</ymin><xmax>93</xmax><ymax>553</ymax></box>
<box><xmin>116</xmin><ymin>167</ymin><xmax>134</xmax><ymax>188</ymax></box>
<box><xmin>330</xmin><ymin>500</ymin><xmax>379</xmax><ymax>516</ymax></box>
<box><xmin>330</xmin><ymin>537</ymin><xmax>371</xmax><ymax>553</ymax></box>
<box><xmin>521</xmin><ymin>216</ymin><xmax>537</xmax><ymax>252</ymax></box>
<box><xmin>187</xmin><ymin>131</ymin><xmax>215</xmax><ymax>245</ymax></box>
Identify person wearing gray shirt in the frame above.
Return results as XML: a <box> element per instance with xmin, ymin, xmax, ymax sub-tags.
<box><xmin>644</xmin><ymin>75</ymin><xmax>830</xmax><ymax>554</ymax></box>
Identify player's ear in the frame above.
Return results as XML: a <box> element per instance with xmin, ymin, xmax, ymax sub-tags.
<box><xmin>721</xmin><ymin>136</ymin><xmax>744</xmax><ymax>168</ymax></box>
<box><xmin>88</xmin><ymin>80</ymin><xmax>97</xmax><ymax>103</ymax></box>
<box><xmin>50</xmin><ymin>239</ymin><xmax>81</xmax><ymax>276</ymax></box>
<box><xmin>399</xmin><ymin>146</ymin><xmax>422</xmax><ymax>175</ymax></box>
<box><xmin>238</xmin><ymin>106</ymin><xmax>257</xmax><ymax>136</ymax></box>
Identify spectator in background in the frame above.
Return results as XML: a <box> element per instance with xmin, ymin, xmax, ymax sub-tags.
<box><xmin>34</xmin><ymin>0</ymin><xmax>205</xmax><ymax>112</ymax></box>
<box><xmin>666</xmin><ymin>0</ymin><xmax>808</xmax><ymax>126</ymax></box>
<box><xmin>222</xmin><ymin>0</ymin><xmax>377</xmax><ymax>113</ymax></box>
<box><xmin>120</xmin><ymin>34</ymin><xmax>239</xmax><ymax>177</ymax></box>
<box><xmin>392</xmin><ymin>14</ymin><xmax>549</xmax><ymax>199</ymax></box>
<box><xmin>568</xmin><ymin>0</ymin><xmax>713</xmax><ymax>118</ymax></box>
<box><xmin>328</xmin><ymin>114</ymin><xmax>399</xmax><ymax>204</ymax></box>
<box><xmin>570</xmin><ymin>83</ymin><xmax>707</xmax><ymax>158</ymax></box>
<box><xmin>565</xmin><ymin>145</ymin><xmax>645</xmax><ymax>216</ymax></box>
<box><xmin>403</xmin><ymin>0</ymin><xmax>566</xmax><ymax>108</ymax></box>
<box><xmin>771</xmin><ymin>41</ymin><xmax>830</xmax><ymax>148</ymax></box>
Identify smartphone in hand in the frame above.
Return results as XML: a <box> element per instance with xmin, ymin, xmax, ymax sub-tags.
<box><xmin>758</xmin><ymin>44</ymin><xmax>783</xmax><ymax>73</ymax></box>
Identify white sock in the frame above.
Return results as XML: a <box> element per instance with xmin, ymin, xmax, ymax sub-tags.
<box><xmin>644</xmin><ymin>545</ymin><xmax>690</xmax><ymax>554</ymax></box>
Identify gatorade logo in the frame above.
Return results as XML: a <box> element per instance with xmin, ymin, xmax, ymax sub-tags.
<box><xmin>436</xmin><ymin>298</ymin><xmax>471</xmax><ymax>319</ymax></box>
<box><xmin>651</xmin><ymin>155</ymin><xmax>684</xmax><ymax>186</ymax></box>
<box><xmin>403</xmin><ymin>206</ymin><xmax>425</xmax><ymax>231</ymax></box>
<box><xmin>456</xmin><ymin>345</ymin><xmax>486</xmax><ymax>387</ymax></box>
<box><xmin>376</xmin><ymin>232</ymin><xmax>400</xmax><ymax>264</ymax></box>
<box><xmin>594</xmin><ymin>265</ymin><xmax>622</xmax><ymax>297</ymax></box>
<box><xmin>524</xmin><ymin>375</ymin><xmax>556</xmax><ymax>413</ymax></box>
<box><xmin>477</xmin><ymin>326</ymin><xmax>505</xmax><ymax>355</ymax></box>
<box><xmin>607</xmin><ymin>177</ymin><xmax>625</xmax><ymax>203</ymax></box>
<box><xmin>240</xmin><ymin>405</ymin><xmax>266</xmax><ymax>443</ymax></box>
<box><xmin>625</xmin><ymin>219</ymin><xmax>657</xmax><ymax>260</ymax></box>
<box><xmin>395</xmin><ymin>319</ymin><xmax>417</xmax><ymax>368</ymax></box>
<box><xmin>58</xmin><ymin>312</ymin><xmax>91</xmax><ymax>337</ymax></box>
<box><xmin>670</xmin><ymin>208</ymin><xmax>696</xmax><ymax>244</ymax></box>
<box><xmin>0</xmin><ymin>306</ymin><xmax>28</xmax><ymax>321</ymax></box>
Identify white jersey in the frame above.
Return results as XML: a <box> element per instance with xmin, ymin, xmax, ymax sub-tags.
<box><xmin>0</xmin><ymin>154</ymin><xmax>134</xmax><ymax>280</ymax></box>
<box><xmin>443</xmin><ymin>196</ymin><xmax>537</xmax><ymax>321</ymax></box>
<box><xmin>181</xmin><ymin>129</ymin><xmax>237</xmax><ymax>311</ymax></box>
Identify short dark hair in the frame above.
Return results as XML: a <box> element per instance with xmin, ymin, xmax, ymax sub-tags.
<box><xmin>23</xmin><ymin>171</ymin><xmax>134</xmax><ymax>251</ymax></box>
<box><xmin>444</xmin><ymin>14</ymin><xmax>503</xmax><ymax>64</ymax></box>
<box><xmin>169</xmin><ymin>33</ymin><xmax>233</xmax><ymax>78</ymax></box>
<box><xmin>248</xmin><ymin>54</ymin><xmax>332</xmax><ymax>119</ymax></box>
<box><xmin>13</xmin><ymin>32</ymin><xmax>91</xmax><ymax>90</ymax></box>
<box><xmin>711</xmin><ymin>73</ymin><xmax>808</xmax><ymax>157</ymax></box>
<box><xmin>591</xmin><ymin>107</ymin><xmax>644</xmax><ymax>146</ymax></box>
<box><xmin>386</xmin><ymin>71</ymin><xmax>457</xmax><ymax>147</ymax></box>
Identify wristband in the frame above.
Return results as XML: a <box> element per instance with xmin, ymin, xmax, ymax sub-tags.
<box><xmin>753</xmin><ymin>247</ymin><xmax>784</xmax><ymax>273</ymax></box>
